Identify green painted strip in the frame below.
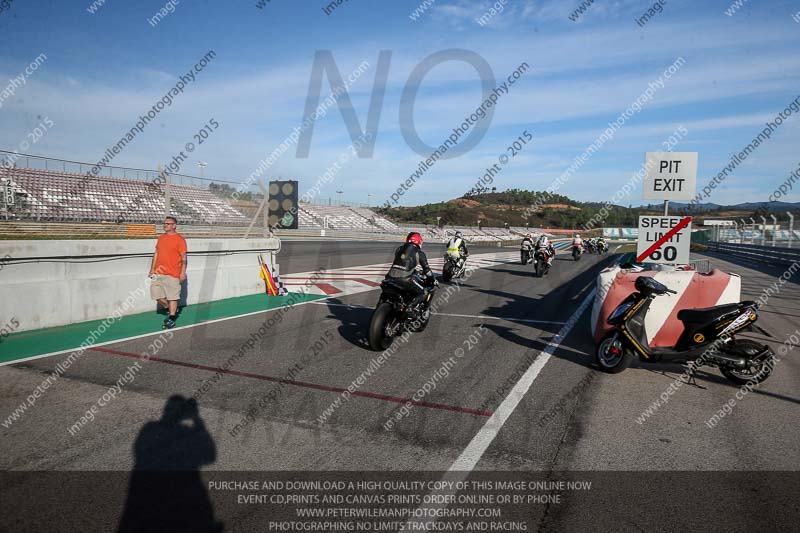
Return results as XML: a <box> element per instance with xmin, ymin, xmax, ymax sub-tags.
<box><xmin>0</xmin><ymin>292</ymin><xmax>327</xmax><ymax>364</ymax></box>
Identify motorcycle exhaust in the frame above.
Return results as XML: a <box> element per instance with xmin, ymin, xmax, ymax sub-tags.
<box><xmin>707</xmin><ymin>353</ymin><xmax>747</xmax><ymax>368</ymax></box>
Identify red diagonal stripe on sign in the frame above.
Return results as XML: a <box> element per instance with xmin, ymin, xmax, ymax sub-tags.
<box><xmin>636</xmin><ymin>216</ymin><xmax>692</xmax><ymax>263</ymax></box>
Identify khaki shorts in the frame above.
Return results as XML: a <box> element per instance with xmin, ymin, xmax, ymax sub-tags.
<box><xmin>150</xmin><ymin>274</ymin><xmax>181</xmax><ymax>301</ymax></box>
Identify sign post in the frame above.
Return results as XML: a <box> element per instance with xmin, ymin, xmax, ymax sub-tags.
<box><xmin>637</xmin><ymin>151</ymin><xmax>697</xmax><ymax>264</ymax></box>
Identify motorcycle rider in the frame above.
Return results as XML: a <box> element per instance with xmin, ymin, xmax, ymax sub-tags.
<box><xmin>446</xmin><ymin>230</ymin><xmax>469</xmax><ymax>270</ymax></box>
<box><xmin>386</xmin><ymin>232</ymin><xmax>437</xmax><ymax>310</ymax></box>
<box><xmin>520</xmin><ymin>233</ymin><xmax>535</xmax><ymax>262</ymax></box>
<box><xmin>596</xmin><ymin>237</ymin><xmax>607</xmax><ymax>253</ymax></box>
<box><xmin>572</xmin><ymin>233</ymin><xmax>584</xmax><ymax>249</ymax></box>
<box><xmin>534</xmin><ymin>235</ymin><xmax>556</xmax><ymax>267</ymax></box>
<box><xmin>521</xmin><ymin>233</ymin><xmax>535</xmax><ymax>248</ymax></box>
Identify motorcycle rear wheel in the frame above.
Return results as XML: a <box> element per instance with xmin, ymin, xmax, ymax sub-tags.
<box><xmin>535</xmin><ymin>258</ymin><xmax>543</xmax><ymax>277</ymax></box>
<box><xmin>720</xmin><ymin>339</ymin><xmax>776</xmax><ymax>385</ymax></box>
<box><xmin>442</xmin><ymin>263</ymin><xmax>453</xmax><ymax>282</ymax></box>
<box><xmin>369</xmin><ymin>302</ymin><xmax>396</xmax><ymax>351</ymax></box>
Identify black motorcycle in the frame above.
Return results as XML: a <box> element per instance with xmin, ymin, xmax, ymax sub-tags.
<box><xmin>369</xmin><ymin>275</ymin><xmax>437</xmax><ymax>351</ymax></box>
<box><xmin>520</xmin><ymin>242</ymin><xmax>534</xmax><ymax>265</ymax></box>
<box><xmin>442</xmin><ymin>254</ymin><xmax>466</xmax><ymax>282</ymax></box>
<box><xmin>597</xmin><ymin>276</ymin><xmax>776</xmax><ymax>385</ymax></box>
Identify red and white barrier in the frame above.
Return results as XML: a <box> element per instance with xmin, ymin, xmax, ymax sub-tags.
<box><xmin>591</xmin><ymin>265</ymin><xmax>741</xmax><ymax>347</ymax></box>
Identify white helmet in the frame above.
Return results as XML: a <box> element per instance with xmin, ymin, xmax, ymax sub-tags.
<box><xmin>538</xmin><ymin>236</ymin><xmax>550</xmax><ymax>246</ymax></box>
<box><xmin>575</xmin><ymin>234</ymin><xmax>581</xmax><ymax>238</ymax></box>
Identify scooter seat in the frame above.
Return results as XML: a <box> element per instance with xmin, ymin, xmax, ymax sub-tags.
<box><xmin>677</xmin><ymin>302</ymin><xmax>748</xmax><ymax>324</ymax></box>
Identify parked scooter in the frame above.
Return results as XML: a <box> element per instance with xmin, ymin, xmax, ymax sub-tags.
<box><xmin>597</xmin><ymin>276</ymin><xmax>776</xmax><ymax>384</ymax></box>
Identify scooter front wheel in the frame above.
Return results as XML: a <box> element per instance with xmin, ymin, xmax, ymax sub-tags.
<box><xmin>596</xmin><ymin>333</ymin><xmax>634</xmax><ymax>373</ymax></box>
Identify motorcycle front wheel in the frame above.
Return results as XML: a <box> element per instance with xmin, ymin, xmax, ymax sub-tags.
<box><xmin>596</xmin><ymin>333</ymin><xmax>634</xmax><ymax>373</ymax></box>
<box><xmin>369</xmin><ymin>302</ymin><xmax>397</xmax><ymax>351</ymax></box>
<box><xmin>720</xmin><ymin>339</ymin><xmax>776</xmax><ymax>385</ymax></box>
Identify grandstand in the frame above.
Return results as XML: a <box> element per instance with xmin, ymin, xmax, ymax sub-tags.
<box><xmin>0</xmin><ymin>161</ymin><xmax>527</xmax><ymax>242</ymax></box>
<box><xmin>1</xmin><ymin>167</ymin><xmax>247</xmax><ymax>225</ymax></box>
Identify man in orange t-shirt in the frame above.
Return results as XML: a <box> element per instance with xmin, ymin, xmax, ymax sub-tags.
<box><xmin>149</xmin><ymin>216</ymin><xmax>187</xmax><ymax>329</ymax></box>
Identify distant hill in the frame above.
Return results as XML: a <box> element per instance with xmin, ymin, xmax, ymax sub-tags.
<box><xmin>378</xmin><ymin>189</ymin><xmax>800</xmax><ymax>229</ymax></box>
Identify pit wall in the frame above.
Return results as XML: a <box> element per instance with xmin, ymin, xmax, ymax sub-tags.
<box><xmin>0</xmin><ymin>239</ymin><xmax>279</xmax><ymax>332</ymax></box>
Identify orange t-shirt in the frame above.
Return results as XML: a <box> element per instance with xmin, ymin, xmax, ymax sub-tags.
<box><xmin>154</xmin><ymin>233</ymin><xmax>187</xmax><ymax>278</ymax></box>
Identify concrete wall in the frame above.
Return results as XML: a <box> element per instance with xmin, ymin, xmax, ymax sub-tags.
<box><xmin>0</xmin><ymin>238</ymin><xmax>280</xmax><ymax>332</ymax></box>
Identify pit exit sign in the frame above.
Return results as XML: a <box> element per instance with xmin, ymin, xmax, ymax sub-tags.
<box><xmin>643</xmin><ymin>152</ymin><xmax>698</xmax><ymax>201</ymax></box>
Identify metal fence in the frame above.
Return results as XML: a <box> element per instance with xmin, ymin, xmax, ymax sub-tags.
<box><xmin>708</xmin><ymin>241</ymin><xmax>800</xmax><ymax>267</ymax></box>
<box><xmin>704</xmin><ymin>215</ymin><xmax>799</xmax><ymax>248</ymax></box>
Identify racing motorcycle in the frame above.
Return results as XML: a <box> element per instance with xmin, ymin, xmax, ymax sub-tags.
<box><xmin>572</xmin><ymin>243</ymin><xmax>582</xmax><ymax>261</ymax></box>
<box><xmin>520</xmin><ymin>241</ymin><xmax>534</xmax><ymax>265</ymax></box>
<box><xmin>442</xmin><ymin>253</ymin><xmax>466</xmax><ymax>282</ymax></box>
<box><xmin>596</xmin><ymin>276</ymin><xmax>776</xmax><ymax>384</ymax></box>
<box><xmin>369</xmin><ymin>274</ymin><xmax>437</xmax><ymax>351</ymax></box>
<box><xmin>596</xmin><ymin>240</ymin><xmax>608</xmax><ymax>254</ymax></box>
<box><xmin>585</xmin><ymin>239</ymin><xmax>597</xmax><ymax>254</ymax></box>
<box><xmin>533</xmin><ymin>248</ymin><xmax>552</xmax><ymax>277</ymax></box>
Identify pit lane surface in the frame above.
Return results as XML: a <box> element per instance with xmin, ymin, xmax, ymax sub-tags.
<box><xmin>1</xmin><ymin>241</ymin><xmax>798</xmax><ymax>531</ymax></box>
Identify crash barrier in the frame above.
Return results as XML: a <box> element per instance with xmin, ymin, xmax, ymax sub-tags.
<box><xmin>591</xmin><ymin>264</ymin><xmax>741</xmax><ymax>348</ymax></box>
<box><xmin>0</xmin><ymin>238</ymin><xmax>281</xmax><ymax>332</ymax></box>
<box><xmin>708</xmin><ymin>241</ymin><xmax>800</xmax><ymax>268</ymax></box>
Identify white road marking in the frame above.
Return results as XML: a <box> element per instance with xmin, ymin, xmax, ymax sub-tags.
<box><xmin>399</xmin><ymin>288</ymin><xmax>597</xmax><ymax>533</ymax></box>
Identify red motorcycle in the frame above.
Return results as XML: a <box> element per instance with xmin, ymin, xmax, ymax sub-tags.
<box><xmin>534</xmin><ymin>248</ymin><xmax>552</xmax><ymax>277</ymax></box>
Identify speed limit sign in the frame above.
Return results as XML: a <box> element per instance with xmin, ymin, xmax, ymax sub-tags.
<box><xmin>636</xmin><ymin>216</ymin><xmax>691</xmax><ymax>264</ymax></box>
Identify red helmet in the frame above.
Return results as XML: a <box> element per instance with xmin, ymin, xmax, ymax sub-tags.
<box><xmin>406</xmin><ymin>232</ymin><xmax>423</xmax><ymax>247</ymax></box>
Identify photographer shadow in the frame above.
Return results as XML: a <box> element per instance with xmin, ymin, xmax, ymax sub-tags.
<box><xmin>118</xmin><ymin>395</ymin><xmax>223</xmax><ymax>533</ymax></box>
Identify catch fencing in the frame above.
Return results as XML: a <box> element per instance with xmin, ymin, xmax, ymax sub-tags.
<box><xmin>708</xmin><ymin>241</ymin><xmax>800</xmax><ymax>267</ymax></box>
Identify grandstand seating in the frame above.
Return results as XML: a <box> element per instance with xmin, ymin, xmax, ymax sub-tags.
<box><xmin>1</xmin><ymin>166</ymin><xmax>538</xmax><ymax>241</ymax></box>
<box><xmin>2</xmin><ymin>167</ymin><xmax>248</xmax><ymax>225</ymax></box>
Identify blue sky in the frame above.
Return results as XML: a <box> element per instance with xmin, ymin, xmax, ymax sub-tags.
<box><xmin>1</xmin><ymin>0</ymin><xmax>799</xmax><ymax>207</ymax></box>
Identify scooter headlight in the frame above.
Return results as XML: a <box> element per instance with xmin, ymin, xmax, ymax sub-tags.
<box><xmin>608</xmin><ymin>301</ymin><xmax>634</xmax><ymax>323</ymax></box>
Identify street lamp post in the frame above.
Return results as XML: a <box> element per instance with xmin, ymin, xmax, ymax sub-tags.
<box><xmin>367</xmin><ymin>193</ymin><xmax>373</xmax><ymax>208</ymax></box>
<box><xmin>788</xmin><ymin>212</ymin><xmax>795</xmax><ymax>249</ymax></box>
<box><xmin>197</xmin><ymin>161</ymin><xmax>207</xmax><ymax>179</ymax></box>
<box><xmin>749</xmin><ymin>218</ymin><xmax>755</xmax><ymax>244</ymax></box>
<box><xmin>336</xmin><ymin>190</ymin><xmax>343</xmax><ymax>206</ymax></box>
<box><xmin>760</xmin><ymin>216</ymin><xmax>767</xmax><ymax>246</ymax></box>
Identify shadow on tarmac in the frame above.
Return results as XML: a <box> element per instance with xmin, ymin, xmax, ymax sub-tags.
<box><xmin>476</xmin><ymin>254</ymin><xmax>620</xmax><ymax>372</ymax></box>
<box><xmin>117</xmin><ymin>395</ymin><xmax>223</xmax><ymax>533</ymax></box>
<box><xmin>322</xmin><ymin>298</ymin><xmax>373</xmax><ymax>350</ymax></box>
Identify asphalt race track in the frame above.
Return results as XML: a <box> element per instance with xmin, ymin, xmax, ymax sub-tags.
<box><xmin>1</xmin><ymin>241</ymin><xmax>798</xmax><ymax>531</ymax></box>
